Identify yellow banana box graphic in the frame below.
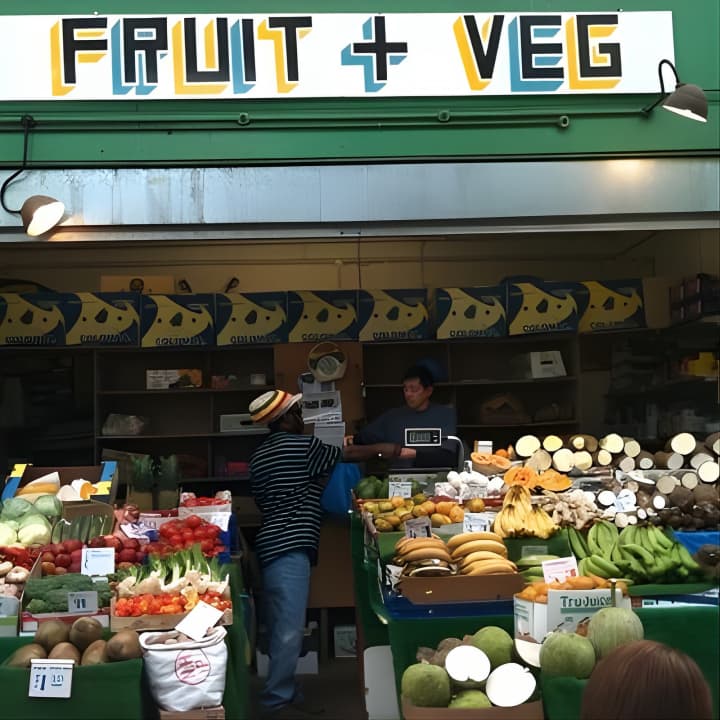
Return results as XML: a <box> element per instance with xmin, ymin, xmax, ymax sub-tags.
<box><xmin>577</xmin><ymin>279</ymin><xmax>646</xmax><ymax>332</ymax></box>
<box><xmin>505</xmin><ymin>279</ymin><xmax>581</xmax><ymax>335</ymax></box>
<box><xmin>358</xmin><ymin>289</ymin><xmax>428</xmax><ymax>341</ymax></box>
<box><xmin>215</xmin><ymin>292</ymin><xmax>287</xmax><ymax>345</ymax></box>
<box><xmin>63</xmin><ymin>292</ymin><xmax>140</xmax><ymax>346</ymax></box>
<box><xmin>287</xmin><ymin>290</ymin><xmax>357</xmax><ymax>342</ymax></box>
<box><xmin>434</xmin><ymin>286</ymin><xmax>506</xmax><ymax>339</ymax></box>
<box><xmin>0</xmin><ymin>293</ymin><xmax>66</xmax><ymax>346</ymax></box>
<box><xmin>140</xmin><ymin>294</ymin><xmax>215</xmax><ymax>347</ymax></box>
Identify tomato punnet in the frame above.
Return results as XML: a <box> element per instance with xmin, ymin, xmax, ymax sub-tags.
<box><xmin>184</xmin><ymin>515</ymin><xmax>202</xmax><ymax>529</ymax></box>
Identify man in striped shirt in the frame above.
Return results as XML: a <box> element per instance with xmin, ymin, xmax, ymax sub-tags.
<box><xmin>250</xmin><ymin>389</ymin><xmax>409</xmax><ymax>718</ymax></box>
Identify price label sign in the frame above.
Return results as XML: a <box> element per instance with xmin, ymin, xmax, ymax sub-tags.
<box><xmin>67</xmin><ymin>591</ymin><xmax>98</xmax><ymax>613</ymax></box>
<box><xmin>542</xmin><ymin>556</ymin><xmax>579</xmax><ymax>583</ymax></box>
<box><xmin>463</xmin><ymin>512</ymin><xmax>494</xmax><ymax>533</ymax></box>
<box><xmin>464</xmin><ymin>483</ymin><xmax>487</xmax><ymax>499</ymax></box>
<box><xmin>175</xmin><ymin>601</ymin><xmax>224</xmax><ymax>642</ymax></box>
<box><xmin>388</xmin><ymin>481</ymin><xmax>412</xmax><ymax>499</ymax></box>
<box><xmin>81</xmin><ymin>548</ymin><xmax>115</xmax><ymax>576</ymax></box>
<box><xmin>614</xmin><ymin>489</ymin><xmax>637</xmax><ymax>512</ymax></box>
<box><xmin>29</xmin><ymin>660</ymin><xmax>74</xmax><ymax>698</ymax></box>
<box><xmin>404</xmin><ymin>516</ymin><xmax>432</xmax><ymax>539</ymax></box>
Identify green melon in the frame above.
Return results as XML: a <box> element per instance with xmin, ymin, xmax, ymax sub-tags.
<box><xmin>539</xmin><ymin>631</ymin><xmax>596</xmax><ymax>678</ymax></box>
<box><xmin>401</xmin><ymin>663</ymin><xmax>451</xmax><ymax>707</ymax></box>
<box><xmin>587</xmin><ymin>607</ymin><xmax>644</xmax><ymax>659</ymax></box>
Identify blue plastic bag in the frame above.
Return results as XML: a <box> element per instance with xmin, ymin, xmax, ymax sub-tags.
<box><xmin>321</xmin><ymin>462</ymin><xmax>361</xmax><ymax>514</ymax></box>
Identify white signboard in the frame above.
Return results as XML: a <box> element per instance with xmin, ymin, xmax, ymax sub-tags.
<box><xmin>0</xmin><ymin>12</ymin><xmax>674</xmax><ymax>100</ymax></box>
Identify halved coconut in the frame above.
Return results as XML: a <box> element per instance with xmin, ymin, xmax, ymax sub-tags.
<box><xmin>513</xmin><ymin>638</ymin><xmax>542</xmax><ymax>668</ymax></box>
<box><xmin>445</xmin><ymin>645</ymin><xmax>491</xmax><ymax>685</ymax></box>
<box><xmin>485</xmin><ymin>662</ymin><xmax>537</xmax><ymax>707</ymax></box>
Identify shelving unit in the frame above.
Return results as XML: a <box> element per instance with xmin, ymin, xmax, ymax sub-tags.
<box><xmin>361</xmin><ymin>336</ymin><xmax>580</xmax><ymax>449</ymax></box>
<box><xmin>94</xmin><ymin>346</ymin><xmax>274</xmax><ymax>487</ymax></box>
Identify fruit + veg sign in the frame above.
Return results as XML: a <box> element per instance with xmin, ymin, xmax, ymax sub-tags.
<box><xmin>0</xmin><ymin>12</ymin><xmax>674</xmax><ymax>100</ymax></box>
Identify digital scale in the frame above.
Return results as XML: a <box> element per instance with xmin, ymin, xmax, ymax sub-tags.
<box><xmin>404</xmin><ymin>427</ymin><xmax>442</xmax><ymax>446</ymax></box>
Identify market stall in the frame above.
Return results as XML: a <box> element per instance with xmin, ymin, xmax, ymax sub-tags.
<box><xmin>0</xmin><ymin>469</ymin><xmax>252</xmax><ymax>720</ymax></box>
<box><xmin>351</xmin><ymin>431</ymin><xmax>720</xmax><ymax>719</ymax></box>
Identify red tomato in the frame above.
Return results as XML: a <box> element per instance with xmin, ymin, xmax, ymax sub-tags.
<box><xmin>200</xmin><ymin>539</ymin><xmax>214</xmax><ymax>554</ymax></box>
<box><xmin>181</xmin><ymin>528</ymin><xmax>195</xmax><ymax>542</ymax></box>
<box><xmin>169</xmin><ymin>534</ymin><xmax>184</xmax><ymax>547</ymax></box>
<box><xmin>184</xmin><ymin>514</ymin><xmax>202</xmax><ymax>529</ymax></box>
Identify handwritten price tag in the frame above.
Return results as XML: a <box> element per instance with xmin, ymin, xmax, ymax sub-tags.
<box><xmin>404</xmin><ymin>516</ymin><xmax>432</xmax><ymax>538</ymax></box>
<box><xmin>542</xmin><ymin>556</ymin><xmax>579</xmax><ymax>583</ymax></box>
<box><xmin>81</xmin><ymin>548</ymin><xmax>115</xmax><ymax>576</ymax></box>
<box><xmin>0</xmin><ymin>596</ymin><xmax>19</xmax><ymax>617</ymax></box>
<box><xmin>29</xmin><ymin>660</ymin><xmax>74</xmax><ymax>698</ymax></box>
<box><xmin>463</xmin><ymin>512</ymin><xmax>494</xmax><ymax>533</ymax></box>
<box><xmin>388</xmin><ymin>481</ymin><xmax>412</xmax><ymax>499</ymax></box>
<box><xmin>67</xmin><ymin>591</ymin><xmax>98</xmax><ymax>613</ymax></box>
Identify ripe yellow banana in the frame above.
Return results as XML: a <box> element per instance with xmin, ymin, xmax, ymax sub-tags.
<box><xmin>459</xmin><ymin>551</ymin><xmax>516</xmax><ymax>569</ymax></box>
<box><xmin>394</xmin><ymin>536</ymin><xmax>448</xmax><ymax>554</ymax></box>
<box><xmin>446</xmin><ymin>531</ymin><xmax>504</xmax><ymax>551</ymax></box>
<box><xmin>463</xmin><ymin>559</ymin><xmax>518</xmax><ymax>576</ymax></box>
<box><xmin>396</xmin><ymin>547</ymin><xmax>454</xmax><ymax>564</ymax></box>
<box><xmin>450</xmin><ymin>538</ymin><xmax>508</xmax><ymax>559</ymax></box>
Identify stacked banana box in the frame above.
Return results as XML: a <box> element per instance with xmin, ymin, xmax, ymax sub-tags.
<box><xmin>390</xmin><ymin>532</ymin><xmax>525</xmax><ymax>604</ymax></box>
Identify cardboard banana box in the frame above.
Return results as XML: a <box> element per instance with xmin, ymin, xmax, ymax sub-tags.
<box><xmin>0</xmin><ymin>292</ymin><xmax>66</xmax><ymax>346</ymax></box>
<box><xmin>63</xmin><ymin>292</ymin><xmax>140</xmax><ymax>346</ymax></box>
<box><xmin>433</xmin><ymin>286</ymin><xmax>507</xmax><ymax>339</ymax></box>
<box><xmin>287</xmin><ymin>290</ymin><xmax>357</xmax><ymax>342</ymax></box>
<box><xmin>504</xmin><ymin>279</ymin><xmax>582</xmax><ymax>336</ymax></box>
<box><xmin>398</xmin><ymin>572</ymin><xmax>525</xmax><ymax>605</ymax></box>
<box><xmin>576</xmin><ymin>278</ymin><xmax>646</xmax><ymax>333</ymax></box>
<box><xmin>140</xmin><ymin>294</ymin><xmax>215</xmax><ymax>347</ymax></box>
<box><xmin>214</xmin><ymin>291</ymin><xmax>287</xmax><ymax>345</ymax></box>
<box><xmin>358</xmin><ymin>289</ymin><xmax>429</xmax><ymax>341</ymax></box>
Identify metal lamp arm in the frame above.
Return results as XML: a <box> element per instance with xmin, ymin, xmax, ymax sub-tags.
<box><xmin>0</xmin><ymin>115</ymin><xmax>35</xmax><ymax>215</ymax></box>
<box><xmin>642</xmin><ymin>59</ymin><xmax>681</xmax><ymax>115</ymax></box>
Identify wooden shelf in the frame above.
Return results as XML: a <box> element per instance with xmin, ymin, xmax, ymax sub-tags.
<box><xmin>457</xmin><ymin>419</ymin><xmax>578</xmax><ymax>429</ymax></box>
<box><xmin>364</xmin><ymin>376</ymin><xmax>576</xmax><ymax>389</ymax></box>
<box><xmin>98</xmin><ymin>386</ymin><xmax>272</xmax><ymax>395</ymax></box>
<box><xmin>607</xmin><ymin>375</ymin><xmax>717</xmax><ymax>399</ymax></box>
<box><xmin>96</xmin><ymin>431</ymin><xmax>268</xmax><ymax>440</ymax></box>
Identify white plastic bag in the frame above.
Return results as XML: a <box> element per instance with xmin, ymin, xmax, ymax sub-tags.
<box><xmin>140</xmin><ymin>626</ymin><xmax>228</xmax><ymax>712</ymax></box>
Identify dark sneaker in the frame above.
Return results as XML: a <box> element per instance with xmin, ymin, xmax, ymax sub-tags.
<box><xmin>259</xmin><ymin>700</ymin><xmax>325</xmax><ymax>719</ymax></box>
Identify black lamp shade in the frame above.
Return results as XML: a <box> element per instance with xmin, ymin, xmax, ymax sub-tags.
<box><xmin>19</xmin><ymin>194</ymin><xmax>65</xmax><ymax>236</ymax></box>
<box><xmin>663</xmin><ymin>82</ymin><xmax>708</xmax><ymax>123</ymax></box>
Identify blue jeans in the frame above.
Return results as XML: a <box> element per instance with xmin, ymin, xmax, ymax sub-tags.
<box><xmin>260</xmin><ymin>551</ymin><xmax>311</xmax><ymax>710</ymax></box>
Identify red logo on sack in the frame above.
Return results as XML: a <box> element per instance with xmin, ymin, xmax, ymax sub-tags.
<box><xmin>175</xmin><ymin>649</ymin><xmax>211</xmax><ymax>685</ymax></box>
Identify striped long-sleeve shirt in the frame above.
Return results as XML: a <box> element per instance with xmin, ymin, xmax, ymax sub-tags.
<box><xmin>250</xmin><ymin>431</ymin><xmax>341</xmax><ymax>567</ymax></box>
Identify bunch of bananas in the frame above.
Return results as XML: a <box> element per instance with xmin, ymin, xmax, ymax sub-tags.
<box><xmin>447</xmin><ymin>531</ymin><xmax>517</xmax><ymax>576</ymax></box>
<box><xmin>393</xmin><ymin>536</ymin><xmax>454</xmax><ymax>577</ymax></box>
<box><xmin>568</xmin><ymin>521</ymin><xmax>703</xmax><ymax>583</ymax></box>
<box><xmin>493</xmin><ymin>485</ymin><xmax>559</xmax><ymax>539</ymax></box>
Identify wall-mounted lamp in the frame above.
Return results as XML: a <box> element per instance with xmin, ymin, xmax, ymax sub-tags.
<box><xmin>0</xmin><ymin>115</ymin><xmax>66</xmax><ymax>236</ymax></box>
<box><xmin>643</xmin><ymin>59</ymin><xmax>708</xmax><ymax>123</ymax></box>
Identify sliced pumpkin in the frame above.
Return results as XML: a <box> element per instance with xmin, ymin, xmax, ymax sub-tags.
<box><xmin>536</xmin><ymin>469</ymin><xmax>572</xmax><ymax>492</ymax></box>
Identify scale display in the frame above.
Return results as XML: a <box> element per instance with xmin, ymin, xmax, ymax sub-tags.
<box><xmin>404</xmin><ymin>428</ymin><xmax>442</xmax><ymax>446</ymax></box>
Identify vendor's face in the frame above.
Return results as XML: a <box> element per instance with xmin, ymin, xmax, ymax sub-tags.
<box><xmin>403</xmin><ymin>377</ymin><xmax>432</xmax><ymax>411</ymax></box>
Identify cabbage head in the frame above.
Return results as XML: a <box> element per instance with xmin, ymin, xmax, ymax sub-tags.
<box><xmin>17</xmin><ymin>513</ymin><xmax>51</xmax><ymax>546</ymax></box>
<box><xmin>0</xmin><ymin>521</ymin><xmax>17</xmax><ymax>545</ymax></box>
<box><xmin>0</xmin><ymin>497</ymin><xmax>34</xmax><ymax>521</ymax></box>
<box><xmin>34</xmin><ymin>494</ymin><xmax>63</xmax><ymax>520</ymax></box>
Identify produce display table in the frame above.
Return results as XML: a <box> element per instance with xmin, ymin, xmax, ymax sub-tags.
<box><xmin>0</xmin><ymin>563</ymin><xmax>251</xmax><ymax>720</ymax></box>
<box><xmin>351</xmin><ymin>516</ymin><xmax>720</xmax><ymax>720</ymax></box>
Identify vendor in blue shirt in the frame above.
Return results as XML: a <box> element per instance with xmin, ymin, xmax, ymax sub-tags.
<box><xmin>352</xmin><ymin>364</ymin><xmax>458</xmax><ymax>468</ymax></box>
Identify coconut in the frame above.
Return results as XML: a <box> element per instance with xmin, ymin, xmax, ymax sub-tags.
<box><xmin>470</xmin><ymin>626</ymin><xmax>514</xmax><ymax>669</ymax></box>
<box><xmin>485</xmin><ymin>663</ymin><xmax>537</xmax><ymax>707</ymax></box>
<box><xmin>449</xmin><ymin>689</ymin><xmax>492</xmax><ymax>708</ymax></box>
<box><xmin>444</xmin><ymin>645</ymin><xmax>491</xmax><ymax>687</ymax></box>
<box><xmin>401</xmin><ymin>663</ymin><xmax>451</xmax><ymax>707</ymax></box>
<box><xmin>539</xmin><ymin>631</ymin><xmax>596</xmax><ymax>678</ymax></box>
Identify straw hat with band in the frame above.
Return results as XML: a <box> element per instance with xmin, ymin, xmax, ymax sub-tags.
<box><xmin>249</xmin><ymin>389</ymin><xmax>302</xmax><ymax>425</ymax></box>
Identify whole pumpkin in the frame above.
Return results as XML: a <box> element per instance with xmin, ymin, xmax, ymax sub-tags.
<box><xmin>587</xmin><ymin>607</ymin><xmax>644</xmax><ymax>659</ymax></box>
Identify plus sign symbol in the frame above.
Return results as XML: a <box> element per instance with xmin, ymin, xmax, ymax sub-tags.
<box><xmin>341</xmin><ymin>16</ymin><xmax>408</xmax><ymax>92</ymax></box>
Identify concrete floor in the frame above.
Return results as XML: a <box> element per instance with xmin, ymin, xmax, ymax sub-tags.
<box><xmin>249</xmin><ymin>657</ymin><xmax>369</xmax><ymax>720</ymax></box>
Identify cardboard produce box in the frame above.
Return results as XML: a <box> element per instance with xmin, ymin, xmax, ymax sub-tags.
<box><xmin>398</xmin><ymin>573</ymin><xmax>525</xmax><ymax>605</ymax></box>
<box><xmin>434</xmin><ymin>286</ymin><xmax>507</xmax><ymax>339</ymax></box>
<box><xmin>577</xmin><ymin>279</ymin><xmax>646</xmax><ymax>333</ymax></box>
<box><xmin>214</xmin><ymin>291</ymin><xmax>288</xmax><ymax>345</ymax></box>
<box><xmin>504</xmin><ymin>279</ymin><xmax>581</xmax><ymax>335</ymax></box>
<box><xmin>63</xmin><ymin>292</ymin><xmax>140</xmax><ymax>346</ymax></box>
<box><xmin>140</xmin><ymin>294</ymin><xmax>215</xmax><ymax>347</ymax></box>
<box><xmin>514</xmin><ymin>588</ymin><xmax>632</xmax><ymax>643</ymax></box>
<box><xmin>358</xmin><ymin>289</ymin><xmax>429</xmax><ymax>341</ymax></box>
<box><xmin>287</xmin><ymin>290</ymin><xmax>357</xmax><ymax>342</ymax></box>
<box><xmin>110</xmin><ymin>598</ymin><xmax>232</xmax><ymax>632</ymax></box>
<box><xmin>0</xmin><ymin>292</ymin><xmax>66</xmax><ymax>346</ymax></box>
<box><xmin>402</xmin><ymin>698</ymin><xmax>544</xmax><ymax>720</ymax></box>
<box><xmin>2</xmin><ymin>462</ymin><xmax>119</xmax><ymax>505</ymax></box>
